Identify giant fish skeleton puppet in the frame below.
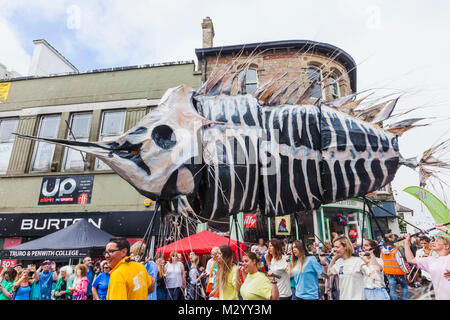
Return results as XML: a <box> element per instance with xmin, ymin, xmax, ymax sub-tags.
<box><xmin>17</xmin><ymin>61</ymin><xmax>449</xmax><ymax>221</ymax></box>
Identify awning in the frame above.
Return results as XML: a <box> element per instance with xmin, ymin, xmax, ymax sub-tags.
<box><xmin>0</xmin><ymin>218</ymin><xmax>114</xmax><ymax>260</ymax></box>
<box><xmin>370</xmin><ymin>201</ymin><xmax>396</xmax><ymax>218</ymax></box>
<box><xmin>156</xmin><ymin>230</ymin><xmax>247</xmax><ymax>260</ymax></box>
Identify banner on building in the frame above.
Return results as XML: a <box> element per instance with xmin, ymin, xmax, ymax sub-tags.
<box><xmin>244</xmin><ymin>214</ymin><xmax>257</xmax><ymax>228</ymax></box>
<box><xmin>0</xmin><ymin>211</ymin><xmax>160</xmax><ymax>237</ymax></box>
<box><xmin>1</xmin><ymin>248</ymin><xmax>90</xmax><ymax>260</ymax></box>
<box><xmin>275</xmin><ymin>215</ymin><xmax>291</xmax><ymax>236</ymax></box>
<box><xmin>0</xmin><ymin>82</ymin><xmax>11</xmax><ymax>102</ymax></box>
<box><xmin>38</xmin><ymin>175</ymin><xmax>94</xmax><ymax>205</ymax></box>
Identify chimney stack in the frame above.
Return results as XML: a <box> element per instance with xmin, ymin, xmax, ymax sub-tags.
<box><xmin>202</xmin><ymin>17</ymin><xmax>215</xmax><ymax>48</ymax></box>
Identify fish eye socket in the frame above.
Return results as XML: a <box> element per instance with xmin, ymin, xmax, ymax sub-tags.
<box><xmin>151</xmin><ymin>125</ymin><xmax>176</xmax><ymax>149</ymax></box>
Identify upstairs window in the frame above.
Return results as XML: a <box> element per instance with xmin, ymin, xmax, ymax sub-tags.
<box><xmin>245</xmin><ymin>68</ymin><xmax>258</xmax><ymax>94</ymax></box>
<box><xmin>0</xmin><ymin>118</ymin><xmax>19</xmax><ymax>174</ymax></box>
<box><xmin>31</xmin><ymin>115</ymin><xmax>61</xmax><ymax>172</ymax></box>
<box><xmin>95</xmin><ymin>110</ymin><xmax>126</xmax><ymax>170</ymax></box>
<box><xmin>63</xmin><ymin>112</ymin><xmax>92</xmax><ymax>171</ymax></box>
<box><xmin>329</xmin><ymin>76</ymin><xmax>341</xmax><ymax>99</ymax></box>
<box><xmin>307</xmin><ymin>67</ymin><xmax>323</xmax><ymax>99</ymax></box>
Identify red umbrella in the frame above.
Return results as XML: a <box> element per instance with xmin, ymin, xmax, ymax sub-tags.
<box><xmin>156</xmin><ymin>230</ymin><xmax>247</xmax><ymax>260</ymax></box>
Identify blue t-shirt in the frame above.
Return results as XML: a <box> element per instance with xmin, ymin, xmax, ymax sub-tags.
<box><xmin>92</xmin><ymin>272</ymin><xmax>110</xmax><ymax>300</ymax></box>
<box><xmin>38</xmin><ymin>271</ymin><xmax>54</xmax><ymax>300</ymax></box>
<box><xmin>293</xmin><ymin>256</ymin><xmax>323</xmax><ymax>300</ymax></box>
<box><xmin>86</xmin><ymin>267</ymin><xmax>93</xmax><ymax>296</ymax></box>
<box><xmin>14</xmin><ymin>285</ymin><xmax>31</xmax><ymax>300</ymax></box>
<box><xmin>288</xmin><ymin>256</ymin><xmax>295</xmax><ymax>288</ymax></box>
<box><xmin>145</xmin><ymin>261</ymin><xmax>158</xmax><ymax>300</ymax></box>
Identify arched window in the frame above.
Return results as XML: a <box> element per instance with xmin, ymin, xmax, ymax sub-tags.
<box><xmin>329</xmin><ymin>75</ymin><xmax>340</xmax><ymax>99</ymax></box>
<box><xmin>307</xmin><ymin>66</ymin><xmax>323</xmax><ymax>99</ymax></box>
<box><xmin>244</xmin><ymin>68</ymin><xmax>258</xmax><ymax>94</ymax></box>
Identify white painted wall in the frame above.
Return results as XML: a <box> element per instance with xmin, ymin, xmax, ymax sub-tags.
<box><xmin>28</xmin><ymin>40</ymin><xmax>77</xmax><ymax>77</ymax></box>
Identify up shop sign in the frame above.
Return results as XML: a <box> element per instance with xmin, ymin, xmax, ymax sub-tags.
<box><xmin>38</xmin><ymin>175</ymin><xmax>94</xmax><ymax>205</ymax></box>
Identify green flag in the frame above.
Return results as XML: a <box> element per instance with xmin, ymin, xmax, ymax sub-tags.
<box><xmin>403</xmin><ymin>186</ymin><xmax>449</xmax><ymax>225</ymax></box>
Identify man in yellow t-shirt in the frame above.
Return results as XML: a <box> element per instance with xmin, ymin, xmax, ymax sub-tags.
<box><xmin>105</xmin><ymin>237</ymin><xmax>154</xmax><ymax>300</ymax></box>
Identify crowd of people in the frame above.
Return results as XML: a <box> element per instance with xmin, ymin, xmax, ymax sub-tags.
<box><xmin>0</xmin><ymin>224</ymin><xmax>448</xmax><ymax>300</ymax></box>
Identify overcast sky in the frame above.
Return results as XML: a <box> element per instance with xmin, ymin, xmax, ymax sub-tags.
<box><xmin>1</xmin><ymin>0</ymin><xmax>449</xmax><ymax>229</ymax></box>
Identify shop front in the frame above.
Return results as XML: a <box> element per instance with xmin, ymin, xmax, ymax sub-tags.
<box><xmin>317</xmin><ymin>198</ymin><xmax>372</xmax><ymax>243</ymax></box>
<box><xmin>0</xmin><ymin>210</ymin><xmax>159</xmax><ymax>268</ymax></box>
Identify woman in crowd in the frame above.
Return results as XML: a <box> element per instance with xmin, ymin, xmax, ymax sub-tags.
<box><xmin>326</xmin><ymin>236</ymin><xmax>367</xmax><ymax>300</ymax></box>
<box><xmin>358</xmin><ymin>239</ymin><xmax>389</xmax><ymax>300</ymax></box>
<box><xmin>92</xmin><ymin>261</ymin><xmax>110</xmax><ymax>300</ymax></box>
<box><xmin>320</xmin><ymin>240</ymin><xmax>333</xmax><ymax>299</ymax></box>
<box><xmin>93</xmin><ymin>261</ymin><xmax>102</xmax><ymax>281</ymax></box>
<box><xmin>164</xmin><ymin>252</ymin><xmax>185</xmax><ymax>300</ymax></box>
<box><xmin>12</xmin><ymin>268</ymin><xmax>34</xmax><ymax>300</ymax></box>
<box><xmin>0</xmin><ymin>268</ymin><xmax>17</xmax><ymax>300</ymax></box>
<box><xmin>205</xmin><ymin>247</ymin><xmax>220</xmax><ymax>300</ymax></box>
<box><xmin>186</xmin><ymin>254</ymin><xmax>203</xmax><ymax>300</ymax></box>
<box><xmin>53</xmin><ymin>265</ymin><xmax>74</xmax><ymax>300</ymax></box>
<box><xmin>68</xmin><ymin>264</ymin><xmax>89</xmax><ymax>300</ymax></box>
<box><xmin>130</xmin><ymin>241</ymin><xmax>146</xmax><ymax>263</ymax></box>
<box><xmin>265</xmin><ymin>238</ymin><xmax>291</xmax><ymax>300</ymax></box>
<box><xmin>237</xmin><ymin>251</ymin><xmax>279</xmax><ymax>300</ymax></box>
<box><xmin>290</xmin><ymin>240</ymin><xmax>326</xmax><ymax>300</ymax></box>
<box><xmin>211</xmin><ymin>245</ymin><xmax>240</xmax><ymax>300</ymax></box>
<box><xmin>414</xmin><ymin>236</ymin><xmax>436</xmax><ymax>287</ymax></box>
<box><xmin>404</xmin><ymin>233</ymin><xmax>450</xmax><ymax>300</ymax></box>
<box><xmin>156</xmin><ymin>257</ymin><xmax>167</xmax><ymax>300</ymax></box>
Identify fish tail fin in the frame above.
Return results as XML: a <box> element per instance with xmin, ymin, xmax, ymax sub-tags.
<box><xmin>400</xmin><ymin>138</ymin><xmax>450</xmax><ymax>187</ymax></box>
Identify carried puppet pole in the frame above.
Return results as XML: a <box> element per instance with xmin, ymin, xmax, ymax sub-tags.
<box><xmin>392</xmin><ymin>222</ymin><xmax>450</xmax><ymax>244</ymax></box>
<box><xmin>138</xmin><ymin>201</ymin><xmax>160</xmax><ymax>261</ymax></box>
<box><xmin>362</xmin><ymin>196</ymin><xmax>388</xmax><ymax>243</ymax></box>
<box><xmin>232</xmin><ymin>213</ymin><xmax>242</xmax><ymax>261</ymax></box>
<box><xmin>362</xmin><ymin>196</ymin><xmax>426</xmax><ymax>234</ymax></box>
<box><xmin>293</xmin><ymin>212</ymin><xmax>310</xmax><ymax>256</ymax></box>
<box><xmin>360</xmin><ymin>200</ymin><xmax>367</xmax><ymax>248</ymax></box>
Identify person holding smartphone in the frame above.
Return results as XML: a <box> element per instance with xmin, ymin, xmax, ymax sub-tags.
<box><xmin>0</xmin><ymin>268</ymin><xmax>17</xmax><ymax>300</ymax></box>
<box><xmin>359</xmin><ymin>239</ymin><xmax>389</xmax><ymax>300</ymax></box>
<box><xmin>33</xmin><ymin>260</ymin><xmax>57</xmax><ymax>300</ymax></box>
<box><xmin>12</xmin><ymin>268</ymin><xmax>35</xmax><ymax>300</ymax></box>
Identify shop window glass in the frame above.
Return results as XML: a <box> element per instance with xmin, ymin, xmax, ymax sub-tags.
<box><xmin>0</xmin><ymin>118</ymin><xmax>19</xmax><ymax>174</ymax></box>
<box><xmin>63</xmin><ymin>113</ymin><xmax>92</xmax><ymax>171</ymax></box>
<box><xmin>95</xmin><ymin>110</ymin><xmax>125</xmax><ymax>170</ymax></box>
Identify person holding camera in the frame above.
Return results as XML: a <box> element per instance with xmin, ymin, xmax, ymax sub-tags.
<box><xmin>33</xmin><ymin>260</ymin><xmax>57</xmax><ymax>300</ymax></box>
<box><xmin>11</xmin><ymin>268</ymin><xmax>35</xmax><ymax>300</ymax></box>
<box><xmin>0</xmin><ymin>268</ymin><xmax>17</xmax><ymax>300</ymax></box>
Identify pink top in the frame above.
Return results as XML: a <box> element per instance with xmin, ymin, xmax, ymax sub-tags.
<box><xmin>73</xmin><ymin>276</ymin><xmax>89</xmax><ymax>300</ymax></box>
<box><xmin>416</xmin><ymin>254</ymin><xmax>450</xmax><ymax>300</ymax></box>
